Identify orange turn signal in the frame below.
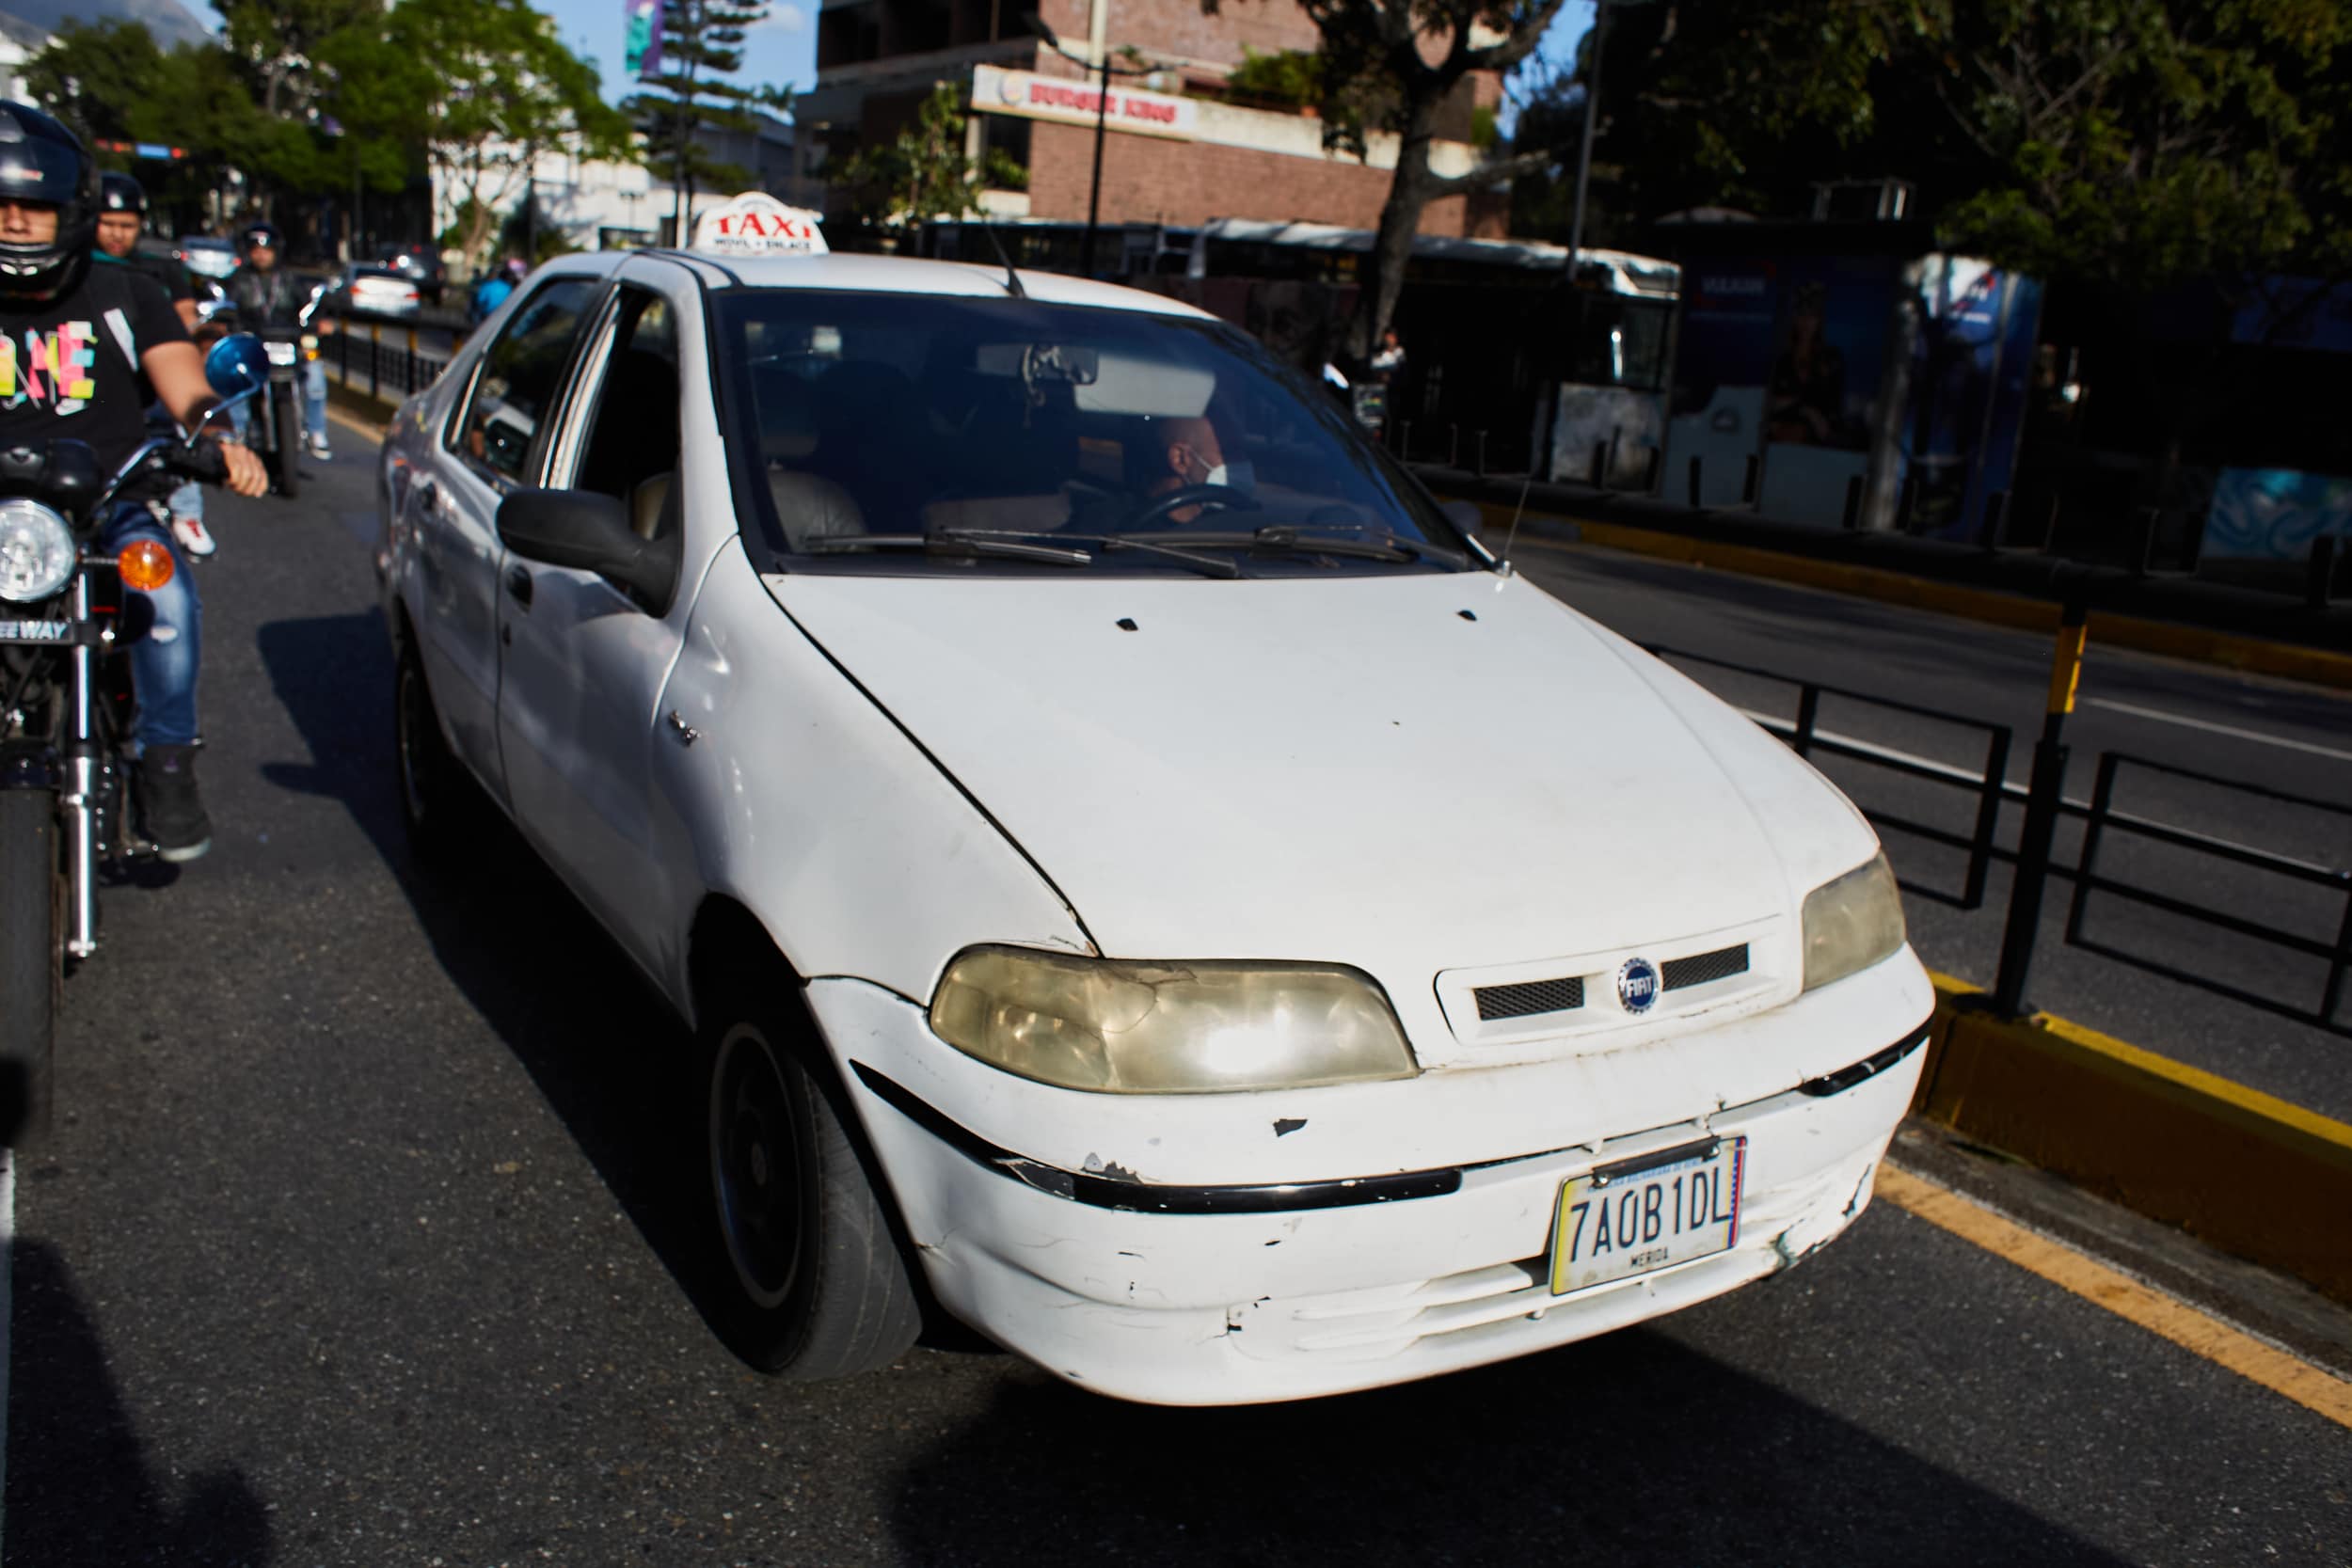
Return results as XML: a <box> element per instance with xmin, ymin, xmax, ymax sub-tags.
<box><xmin>118</xmin><ymin>539</ymin><xmax>175</xmax><ymax>593</ymax></box>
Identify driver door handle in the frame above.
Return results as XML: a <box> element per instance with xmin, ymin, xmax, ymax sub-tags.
<box><xmin>503</xmin><ymin>563</ymin><xmax>533</xmax><ymax>609</ymax></box>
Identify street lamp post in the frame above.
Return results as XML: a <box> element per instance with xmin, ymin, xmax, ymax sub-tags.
<box><xmin>1024</xmin><ymin>13</ymin><xmax>1156</xmax><ymax>278</ymax></box>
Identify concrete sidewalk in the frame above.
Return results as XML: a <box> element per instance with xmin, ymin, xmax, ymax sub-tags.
<box><xmin>1421</xmin><ymin>466</ymin><xmax>2352</xmax><ymax>689</ymax></box>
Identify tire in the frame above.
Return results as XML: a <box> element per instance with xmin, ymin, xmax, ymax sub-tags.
<box><xmin>706</xmin><ymin>1006</ymin><xmax>922</xmax><ymax>1379</ymax></box>
<box><xmin>393</xmin><ymin>641</ymin><xmax>482</xmax><ymax>863</ymax></box>
<box><xmin>270</xmin><ymin>383</ymin><xmax>300</xmax><ymax>501</ymax></box>
<box><xmin>0</xmin><ymin>790</ymin><xmax>61</xmax><ymax>1147</ymax></box>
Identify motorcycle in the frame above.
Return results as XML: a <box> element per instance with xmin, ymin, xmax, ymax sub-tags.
<box><xmin>0</xmin><ymin>333</ymin><xmax>266</xmax><ymax>1145</ymax></box>
<box><xmin>202</xmin><ymin>288</ymin><xmax>321</xmax><ymax>501</ymax></box>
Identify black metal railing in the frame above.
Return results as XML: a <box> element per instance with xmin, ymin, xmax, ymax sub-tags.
<box><xmin>2065</xmin><ymin>752</ymin><xmax>2352</xmax><ymax>1035</ymax></box>
<box><xmin>321</xmin><ymin>313</ymin><xmax>452</xmax><ymax>404</ymax></box>
<box><xmin>1646</xmin><ymin>643</ymin><xmax>2350</xmax><ymax>1037</ymax></box>
<box><xmin>1645</xmin><ymin>645</ymin><xmax>2013</xmax><ymax>911</ymax></box>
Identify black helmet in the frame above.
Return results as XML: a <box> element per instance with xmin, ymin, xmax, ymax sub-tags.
<box><xmin>100</xmin><ymin>170</ymin><xmax>146</xmax><ymax>216</ymax></box>
<box><xmin>0</xmin><ymin>101</ymin><xmax>99</xmax><ymax>299</ymax></box>
<box><xmin>238</xmin><ymin>218</ymin><xmax>282</xmax><ymax>254</ymax></box>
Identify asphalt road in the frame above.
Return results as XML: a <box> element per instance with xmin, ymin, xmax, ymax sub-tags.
<box><xmin>5</xmin><ymin>444</ymin><xmax>2348</xmax><ymax>1566</ymax></box>
<box><xmin>1505</xmin><ymin>537</ymin><xmax>2352</xmax><ymax>1122</ymax></box>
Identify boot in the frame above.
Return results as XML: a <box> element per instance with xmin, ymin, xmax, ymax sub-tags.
<box><xmin>135</xmin><ymin>743</ymin><xmax>213</xmax><ymax>862</ymax></box>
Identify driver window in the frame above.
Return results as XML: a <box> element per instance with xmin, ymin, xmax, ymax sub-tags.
<box><xmin>569</xmin><ymin>289</ymin><xmax>683</xmax><ymax>542</ymax></box>
<box><xmin>449</xmin><ymin>278</ymin><xmax>598</xmax><ymax>484</ymax></box>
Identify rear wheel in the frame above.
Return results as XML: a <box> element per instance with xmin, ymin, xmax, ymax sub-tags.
<box><xmin>706</xmin><ymin>1005</ymin><xmax>922</xmax><ymax>1379</ymax></box>
<box><xmin>0</xmin><ymin>790</ymin><xmax>61</xmax><ymax>1146</ymax></box>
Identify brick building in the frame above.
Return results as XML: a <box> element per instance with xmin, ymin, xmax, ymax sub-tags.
<box><xmin>797</xmin><ymin>0</ymin><xmax>1507</xmax><ymax>239</ymax></box>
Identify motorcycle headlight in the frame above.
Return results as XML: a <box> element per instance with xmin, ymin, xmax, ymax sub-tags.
<box><xmin>1800</xmin><ymin>851</ymin><xmax>1908</xmax><ymax>991</ymax></box>
<box><xmin>0</xmin><ymin>499</ymin><xmax>76</xmax><ymax>605</ymax></box>
<box><xmin>930</xmin><ymin>946</ymin><xmax>1421</xmax><ymax>1093</ymax></box>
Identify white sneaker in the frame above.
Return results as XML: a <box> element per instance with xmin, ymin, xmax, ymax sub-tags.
<box><xmin>170</xmin><ymin>513</ymin><xmax>217</xmax><ymax>560</ymax></box>
<box><xmin>308</xmin><ymin>432</ymin><xmax>332</xmax><ymax>461</ymax></box>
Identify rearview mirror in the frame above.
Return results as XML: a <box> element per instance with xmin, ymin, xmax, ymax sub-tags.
<box><xmin>205</xmin><ymin>333</ymin><xmax>268</xmax><ymax>399</ymax></box>
<box><xmin>496</xmin><ymin>488</ymin><xmax>681</xmax><ymax>613</ymax></box>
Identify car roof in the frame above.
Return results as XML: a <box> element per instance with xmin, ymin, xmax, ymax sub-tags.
<box><xmin>539</xmin><ymin>247</ymin><xmax>1216</xmax><ymax>322</ymax></box>
<box><xmin>179</xmin><ymin>236</ymin><xmax>233</xmax><ymax>247</ymax></box>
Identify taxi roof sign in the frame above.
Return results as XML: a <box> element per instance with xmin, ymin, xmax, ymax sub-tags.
<box><xmin>692</xmin><ymin>192</ymin><xmax>828</xmax><ymax>258</ymax></box>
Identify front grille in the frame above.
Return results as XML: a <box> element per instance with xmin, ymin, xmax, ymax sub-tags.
<box><xmin>1663</xmin><ymin>942</ymin><xmax>1749</xmax><ymax>991</ymax></box>
<box><xmin>1474</xmin><ymin>975</ymin><xmax>1585</xmax><ymax>1022</ymax></box>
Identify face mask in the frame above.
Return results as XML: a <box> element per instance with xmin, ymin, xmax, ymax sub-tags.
<box><xmin>1202</xmin><ymin>458</ymin><xmax>1253</xmax><ymax>491</ymax></box>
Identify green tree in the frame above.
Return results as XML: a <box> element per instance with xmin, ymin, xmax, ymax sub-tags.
<box><xmin>1580</xmin><ymin>0</ymin><xmax>2350</xmax><ymax>297</ymax></box>
<box><xmin>388</xmin><ymin>0</ymin><xmax>631</xmax><ymax>271</ymax></box>
<box><xmin>1208</xmin><ymin>0</ymin><xmax>1575</xmax><ymax>364</ymax></box>
<box><xmin>834</xmin><ymin>84</ymin><xmax>1024</xmax><ymax>225</ymax></box>
<box><xmin>627</xmin><ymin>0</ymin><xmax>796</xmax><ymax>238</ymax></box>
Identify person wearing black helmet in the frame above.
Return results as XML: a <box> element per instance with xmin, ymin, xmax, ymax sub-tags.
<box><xmin>95</xmin><ymin>168</ymin><xmax>215</xmax><ymax>560</ymax></box>
<box><xmin>223</xmin><ymin>216</ymin><xmax>333</xmax><ymax>460</ymax></box>
<box><xmin>0</xmin><ymin>101</ymin><xmax>265</xmax><ymax>859</ymax></box>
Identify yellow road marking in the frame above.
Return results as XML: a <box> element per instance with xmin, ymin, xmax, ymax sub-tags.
<box><xmin>1876</xmin><ymin>1164</ymin><xmax>2352</xmax><ymax>1431</ymax></box>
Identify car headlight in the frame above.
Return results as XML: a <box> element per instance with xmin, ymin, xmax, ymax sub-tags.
<box><xmin>0</xmin><ymin>499</ymin><xmax>76</xmax><ymax>605</ymax></box>
<box><xmin>1800</xmin><ymin>851</ymin><xmax>1907</xmax><ymax>991</ymax></box>
<box><xmin>930</xmin><ymin>946</ymin><xmax>1421</xmax><ymax>1093</ymax></box>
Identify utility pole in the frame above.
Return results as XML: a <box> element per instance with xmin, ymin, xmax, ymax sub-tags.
<box><xmin>1564</xmin><ymin>0</ymin><xmax>1609</xmax><ymax>286</ymax></box>
<box><xmin>671</xmin><ymin>0</ymin><xmax>700</xmax><ymax>243</ymax></box>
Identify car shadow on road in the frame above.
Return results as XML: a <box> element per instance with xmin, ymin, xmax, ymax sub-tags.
<box><xmin>7</xmin><ymin>1232</ymin><xmax>275</xmax><ymax>1566</ymax></box>
<box><xmin>251</xmin><ymin>611</ymin><xmax>746</xmax><ymax>1353</ymax></box>
<box><xmin>888</xmin><ymin>1326</ymin><xmax>2129</xmax><ymax>1568</ymax></box>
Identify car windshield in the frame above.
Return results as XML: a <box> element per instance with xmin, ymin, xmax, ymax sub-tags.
<box><xmin>712</xmin><ymin>290</ymin><xmax>1479</xmax><ymax>577</ymax></box>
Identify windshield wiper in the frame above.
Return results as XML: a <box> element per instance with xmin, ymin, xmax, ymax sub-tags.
<box><xmin>803</xmin><ymin>531</ymin><xmax>1093</xmax><ymax>566</ymax></box>
<box><xmin>1127</xmin><ymin>526</ymin><xmax>1468</xmax><ymax>570</ymax></box>
<box><xmin>972</xmin><ymin>530</ymin><xmax>1244</xmax><ymax>578</ymax></box>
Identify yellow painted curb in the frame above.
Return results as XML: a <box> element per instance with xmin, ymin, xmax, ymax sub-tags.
<box><xmin>1910</xmin><ymin>972</ymin><xmax>2352</xmax><ymax>1305</ymax></box>
<box><xmin>1465</xmin><ymin>499</ymin><xmax>2352</xmax><ymax>693</ymax></box>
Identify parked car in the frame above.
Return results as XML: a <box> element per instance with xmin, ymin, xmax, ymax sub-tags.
<box><xmin>175</xmin><ymin>235</ymin><xmax>238</xmax><ymax>281</ymax></box>
<box><xmin>322</xmin><ymin>262</ymin><xmax>421</xmax><ymax>319</ymax></box>
<box><xmin>373</xmin><ymin>243</ymin><xmax>446</xmax><ymax>306</ymax></box>
<box><xmin>377</xmin><ymin>242</ymin><xmax>1932</xmax><ymax>1406</ymax></box>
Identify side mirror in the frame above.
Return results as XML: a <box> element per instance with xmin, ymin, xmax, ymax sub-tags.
<box><xmin>205</xmin><ymin>333</ymin><xmax>268</xmax><ymax>399</ymax></box>
<box><xmin>496</xmin><ymin>488</ymin><xmax>680</xmax><ymax>613</ymax></box>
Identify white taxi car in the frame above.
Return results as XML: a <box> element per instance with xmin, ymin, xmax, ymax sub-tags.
<box><xmin>377</xmin><ymin>226</ymin><xmax>1932</xmax><ymax>1406</ymax></box>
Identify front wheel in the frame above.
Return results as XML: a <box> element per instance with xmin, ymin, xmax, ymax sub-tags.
<box><xmin>707</xmin><ymin>1009</ymin><xmax>922</xmax><ymax>1379</ymax></box>
<box><xmin>268</xmin><ymin>382</ymin><xmax>301</xmax><ymax>501</ymax></box>
<box><xmin>393</xmin><ymin>641</ymin><xmax>483</xmax><ymax>863</ymax></box>
<box><xmin>0</xmin><ymin>790</ymin><xmax>61</xmax><ymax>1146</ymax></box>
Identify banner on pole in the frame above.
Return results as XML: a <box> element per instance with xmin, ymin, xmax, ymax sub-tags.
<box><xmin>625</xmin><ymin>0</ymin><xmax>663</xmax><ymax>81</ymax></box>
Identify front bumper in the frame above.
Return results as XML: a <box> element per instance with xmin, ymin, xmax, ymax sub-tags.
<box><xmin>810</xmin><ymin>957</ymin><xmax>1931</xmax><ymax>1405</ymax></box>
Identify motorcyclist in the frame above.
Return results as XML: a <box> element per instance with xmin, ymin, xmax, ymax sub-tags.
<box><xmin>221</xmin><ymin>218</ymin><xmax>333</xmax><ymax>460</ymax></box>
<box><xmin>94</xmin><ymin>170</ymin><xmax>214</xmax><ymax>560</ymax></box>
<box><xmin>0</xmin><ymin>103</ymin><xmax>266</xmax><ymax>859</ymax></box>
<box><xmin>468</xmin><ymin>256</ymin><xmax>525</xmax><ymax>327</ymax></box>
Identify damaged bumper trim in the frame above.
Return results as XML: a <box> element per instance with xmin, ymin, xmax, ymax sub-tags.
<box><xmin>1796</xmin><ymin>1019</ymin><xmax>1931</xmax><ymax>1099</ymax></box>
<box><xmin>850</xmin><ymin>1063</ymin><xmax>1464</xmax><ymax>1214</ymax></box>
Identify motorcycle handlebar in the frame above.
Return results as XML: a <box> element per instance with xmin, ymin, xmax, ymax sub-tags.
<box><xmin>167</xmin><ymin>439</ymin><xmax>231</xmax><ymax>484</ymax></box>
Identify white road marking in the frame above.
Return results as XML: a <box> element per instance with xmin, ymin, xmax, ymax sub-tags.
<box><xmin>2086</xmin><ymin>698</ymin><xmax>2352</xmax><ymax>765</ymax></box>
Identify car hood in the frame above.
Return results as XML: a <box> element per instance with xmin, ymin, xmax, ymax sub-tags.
<box><xmin>760</xmin><ymin>567</ymin><xmax>1880</xmax><ymax>1058</ymax></box>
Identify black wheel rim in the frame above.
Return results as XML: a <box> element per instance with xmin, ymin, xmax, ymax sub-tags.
<box><xmin>710</xmin><ymin>1026</ymin><xmax>803</xmax><ymax>1310</ymax></box>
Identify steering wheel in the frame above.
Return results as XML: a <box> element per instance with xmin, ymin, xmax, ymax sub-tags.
<box><xmin>1123</xmin><ymin>483</ymin><xmax>1263</xmax><ymax>531</ymax></box>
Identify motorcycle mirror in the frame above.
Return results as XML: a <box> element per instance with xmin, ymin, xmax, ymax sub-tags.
<box><xmin>204</xmin><ymin>333</ymin><xmax>269</xmax><ymax>399</ymax></box>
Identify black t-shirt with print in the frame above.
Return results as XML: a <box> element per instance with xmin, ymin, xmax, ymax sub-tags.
<box><xmin>0</xmin><ymin>260</ymin><xmax>189</xmax><ymax>479</ymax></box>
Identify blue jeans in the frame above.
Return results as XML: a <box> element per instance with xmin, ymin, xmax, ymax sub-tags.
<box><xmin>98</xmin><ymin>502</ymin><xmax>200</xmax><ymax>752</ymax></box>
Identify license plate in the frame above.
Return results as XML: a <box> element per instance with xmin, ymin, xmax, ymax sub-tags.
<box><xmin>1550</xmin><ymin>1135</ymin><xmax>1746</xmax><ymax>1296</ymax></box>
<box><xmin>0</xmin><ymin>619</ymin><xmax>72</xmax><ymax>643</ymax></box>
<box><xmin>265</xmin><ymin>341</ymin><xmax>298</xmax><ymax>366</ymax></box>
